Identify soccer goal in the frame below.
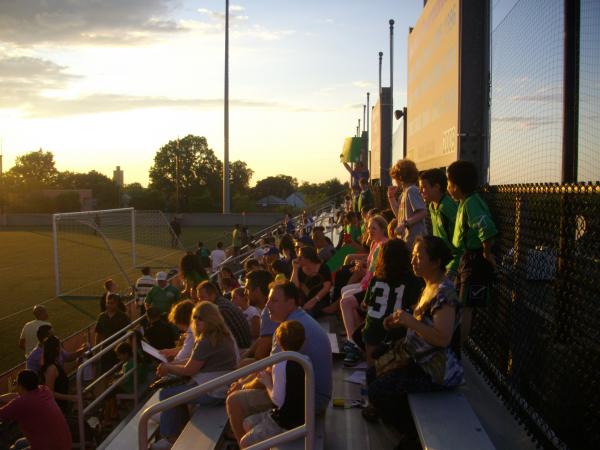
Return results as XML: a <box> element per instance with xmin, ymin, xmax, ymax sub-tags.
<box><xmin>52</xmin><ymin>208</ymin><xmax>183</xmax><ymax>298</ymax></box>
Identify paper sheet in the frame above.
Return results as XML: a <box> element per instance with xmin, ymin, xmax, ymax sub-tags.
<box><xmin>141</xmin><ymin>340</ymin><xmax>168</xmax><ymax>363</ymax></box>
<box><xmin>344</xmin><ymin>370</ymin><xmax>367</xmax><ymax>385</ymax></box>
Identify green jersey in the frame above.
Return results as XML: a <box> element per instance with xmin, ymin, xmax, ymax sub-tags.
<box><xmin>145</xmin><ymin>285</ymin><xmax>180</xmax><ymax>314</ymax></box>
<box><xmin>452</xmin><ymin>193</ymin><xmax>497</xmax><ymax>252</ymax></box>
<box><xmin>429</xmin><ymin>194</ymin><xmax>461</xmax><ymax>272</ymax></box>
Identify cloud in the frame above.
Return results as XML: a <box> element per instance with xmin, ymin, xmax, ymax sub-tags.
<box><xmin>352</xmin><ymin>81</ymin><xmax>373</xmax><ymax>89</ymax></box>
<box><xmin>492</xmin><ymin>115</ymin><xmax>558</xmax><ymax>130</ymax></box>
<box><xmin>0</xmin><ymin>0</ymin><xmax>187</xmax><ymax>46</ymax></box>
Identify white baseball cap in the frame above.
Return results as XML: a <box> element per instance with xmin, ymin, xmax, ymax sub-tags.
<box><xmin>156</xmin><ymin>271</ymin><xmax>168</xmax><ymax>281</ymax></box>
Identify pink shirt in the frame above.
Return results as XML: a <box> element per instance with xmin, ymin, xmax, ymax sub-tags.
<box><xmin>0</xmin><ymin>386</ymin><xmax>72</xmax><ymax>450</ymax></box>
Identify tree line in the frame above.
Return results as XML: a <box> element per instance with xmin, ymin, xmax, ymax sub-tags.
<box><xmin>0</xmin><ymin>135</ymin><xmax>345</xmax><ymax>213</ymax></box>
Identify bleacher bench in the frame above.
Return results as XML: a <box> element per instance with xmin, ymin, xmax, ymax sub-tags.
<box><xmin>271</xmin><ymin>414</ymin><xmax>325</xmax><ymax>450</ymax></box>
<box><xmin>172</xmin><ymin>405</ymin><xmax>229</xmax><ymax>450</ymax></box>
<box><xmin>101</xmin><ymin>391</ymin><xmax>161</xmax><ymax>450</ymax></box>
<box><xmin>408</xmin><ymin>390</ymin><xmax>495</xmax><ymax>450</ymax></box>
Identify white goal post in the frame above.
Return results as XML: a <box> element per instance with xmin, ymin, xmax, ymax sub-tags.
<box><xmin>52</xmin><ymin>208</ymin><xmax>182</xmax><ymax>298</ymax></box>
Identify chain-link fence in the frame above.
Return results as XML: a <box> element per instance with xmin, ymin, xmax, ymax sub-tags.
<box><xmin>466</xmin><ymin>183</ymin><xmax>600</xmax><ymax>450</ymax></box>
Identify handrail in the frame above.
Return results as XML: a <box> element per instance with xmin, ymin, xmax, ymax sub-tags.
<box><xmin>76</xmin><ymin>330</ymin><xmax>140</xmax><ymax>447</ymax></box>
<box><xmin>138</xmin><ymin>351</ymin><xmax>315</xmax><ymax>450</ymax></box>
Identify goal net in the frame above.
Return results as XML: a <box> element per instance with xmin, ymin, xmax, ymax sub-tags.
<box><xmin>53</xmin><ymin>208</ymin><xmax>183</xmax><ymax>298</ymax></box>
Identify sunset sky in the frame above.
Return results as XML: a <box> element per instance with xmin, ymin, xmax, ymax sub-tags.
<box><xmin>0</xmin><ymin>0</ymin><xmax>426</xmax><ymax>187</ymax></box>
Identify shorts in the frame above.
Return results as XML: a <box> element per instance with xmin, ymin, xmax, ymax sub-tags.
<box><xmin>227</xmin><ymin>388</ymin><xmax>273</xmax><ymax>423</ymax></box>
<box><xmin>362</xmin><ymin>320</ymin><xmax>386</xmax><ymax>346</ymax></box>
<box><xmin>241</xmin><ymin>411</ymin><xmax>287</xmax><ymax>447</ymax></box>
<box><xmin>456</xmin><ymin>250</ymin><xmax>494</xmax><ymax>307</ymax></box>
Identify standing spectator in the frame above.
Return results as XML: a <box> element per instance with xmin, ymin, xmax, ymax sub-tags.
<box><xmin>145</xmin><ymin>272</ymin><xmax>181</xmax><ymax>315</ymax></box>
<box><xmin>284</xmin><ymin>214</ymin><xmax>295</xmax><ymax>235</ymax></box>
<box><xmin>418</xmin><ymin>169</ymin><xmax>461</xmax><ymax>279</ymax></box>
<box><xmin>357</xmin><ymin>178</ymin><xmax>375</xmax><ymax>214</ymax></box>
<box><xmin>239</xmin><ymin>320</ymin><xmax>307</xmax><ymax>448</ymax></box>
<box><xmin>195</xmin><ymin>241</ymin><xmax>211</xmax><ymax>270</ymax></box>
<box><xmin>240</xmin><ymin>226</ymin><xmax>250</xmax><ymax>246</ymax></box>
<box><xmin>211</xmin><ymin>242</ymin><xmax>227</xmax><ymax>273</ymax></box>
<box><xmin>447</xmin><ymin>160</ymin><xmax>497</xmax><ymax>342</ymax></box>
<box><xmin>388</xmin><ymin>159</ymin><xmax>428</xmax><ymax>249</ymax></box>
<box><xmin>197</xmin><ymin>281</ymin><xmax>252</xmax><ymax>349</ymax></box>
<box><xmin>226</xmin><ymin>282</ymin><xmax>332</xmax><ymax>442</ymax></box>
<box><xmin>144</xmin><ymin>306</ymin><xmax>179</xmax><ymax>350</ymax></box>
<box><xmin>40</xmin><ymin>336</ymin><xmax>78</xmax><ymax>413</ymax></box>
<box><xmin>135</xmin><ymin>267</ymin><xmax>156</xmax><ymax>314</ymax></box>
<box><xmin>170</xmin><ymin>216</ymin><xmax>181</xmax><ymax>248</ymax></box>
<box><xmin>232</xmin><ymin>224</ymin><xmax>242</xmax><ymax>256</ymax></box>
<box><xmin>154</xmin><ymin>302</ymin><xmax>238</xmax><ymax>448</ymax></box>
<box><xmin>241</xmin><ymin>270</ymin><xmax>276</xmax><ymax>363</ymax></box>
<box><xmin>95</xmin><ymin>293</ymin><xmax>131</xmax><ymax>372</ymax></box>
<box><xmin>0</xmin><ymin>370</ymin><xmax>72</xmax><ymax>450</ymax></box>
<box><xmin>100</xmin><ymin>279</ymin><xmax>126</xmax><ymax>313</ymax></box>
<box><xmin>231</xmin><ymin>287</ymin><xmax>261</xmax><ymax>339</ymax></box>
<box><xmin>351</xmin><ymin>185</ymin><xmax>361</xmax><ymax>213</ymax></box>
<box><xmin>27</xmin><ymin>325</ymin><xmax>84</xmax><ymax>376</ymax></box>
<box><xmin>343</xmin><ymin>160</ymin><xmax>370</xmax><ymax>189</ymax></box>
<box><xmin>179</xmin><ymin>253</ymin><xmax>208</xmax><ymax>301</ymax></box>
<box><xmin>291</xmin><ymin>246</ymin><xmax>333</xmax><ymax>318</ymax></box>
<box><xmin>19</xmin><ymin>305</ymin><xmax>51</xmax><ymax>356</ymax></box>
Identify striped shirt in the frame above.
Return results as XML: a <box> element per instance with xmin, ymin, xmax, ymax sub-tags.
<box><xmin>215</xmin><ymin>297</ymin><xmax>252</xmax><ymax>349</ymax></box>
<box><xmin>135</xmin><ymin>275</ymin><xmax>156</xmax><ymax>305</ymax></box>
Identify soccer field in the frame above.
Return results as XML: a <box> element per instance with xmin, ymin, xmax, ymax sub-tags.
<box><xmin>0</xmin><ymin>225</ymin><xmax>240</xmax><ymax>372</ymax></box>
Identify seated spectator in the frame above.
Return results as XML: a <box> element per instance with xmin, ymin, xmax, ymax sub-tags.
<box><xmin>340</xmin><ymin>215</ymin><xmax>388</xmax><ymax>365</ymax></box>
<box><xmin>211</xmin><ymin>242</ymin><xmax>227</xmax><ymax>273</ymax></box>
<box><xmin>145</xmin><ymin>272</ymin><xmax>181</xmax><ymax>315</ymax></box>
<box><xmin>153</xmin><ymin>302</ymin><xmax>238</xmax><ymax>448</ymax></box>
<box><xmin>135</xmin><ymin>267</ymin><xmax>156</xmax><ymax>314</ymax></box>
<box><xmin>291</xmin><ymin>246</ymin><xmax>334</xmax><ymax>318</ymax></box>
<box><xmin>232</xmin><ymin>287</ymin><xmax>260</xmax><ymax>339</ymax></box>
<box><xmin>179</xmin><ymin>253</ymin><xmax>208</xmax><ymax>301</ymax></box>
<box><xmin>144</xmin><ymin>306</ymin><xmax>179</xmax><ymax>350</ymax></box>
<box><xmin>278</xmin><ymin>233</ymin><xmax>296</xmax><ymax>263</ymax></box>
<box><xmin>160</xmin><ymin>300</ymin><xmax>195</xmax><ymax>363</ymax></box>
<box><xmin>241</xmin><ymin>270</ymin><xmax>276</xmax><ymax>363</ymax></box>
<box><xmin>312</xmin><ymin>227</ymin><xmax>335</xmax><ymax>263</ymax></box>
<box><xmin>219</xmin><ymin>266</ymin><xmax>240</xmax><ymax>291</ymax></box>
<box><xmin>221</xmin><ymin>277</ymin><xmax>239</xmax><ymax>300</ymax></box>
<box><xmin>197</xmin><ymin>281</ymin><xmax>252</xmax><ymax>350</ymax></box>
<box><xmin>367</xmin><ymin>236</ymin><xmax>463</xmax><ymax>445</ymax></box>
<box><xmin>361</xmin><ymin>239</ymin><xmax>421</xmax><ymax>366</ymax></box>
<box><xmin>270</xmin><ymin>259</ymin><xmax>290</xmax><ymax>281</ymax></box>
<box><xmin>226</xmin><ymin>282</ymin><xmax>332</xmax><ymax>442</ymax></box>
<box><xmin>100</xmin><ymin>279</ymin><xmax>126</xmax><ymax>312</ymax></box>
<box><xmin>244</xmin><ymin>258</ymin><xmax>263</xmax><ymax>275</ymax></box>
<box><xmin>41</xmin><ymin>336</ymin><xmax>78</xmax><ymax>413</ymax></box>
<box><xmin>0</xmin><ymin>370</ymin><xmax>71</xmax><ymax>450</ymax></box>
<box><xmin>19</xmin><ymin>305</ymin><xmax>51</xmax><ymax>356</ymax></box>
<box><xmin>388</xmin><ymin>159</ymin><xmax>428</xmax><ymax>250</ymax></box>
<box><xmin>240</xmin><ymin>320</ymin><xmax>307</xmax><ymax>448</ymax></box>
<box><xmin>26</xmin><ymin>325</ymin><xmax>84</xmax><ymax>375</ymax></box>
<box><xmin>95</xmin><ymin>293</ymin><xmax>131</xmax><ymax>373</ymax></box>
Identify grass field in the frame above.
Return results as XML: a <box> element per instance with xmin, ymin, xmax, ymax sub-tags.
<box><xmin>0</xmin><ymin>225</ymin><xmax>247</xmax><ymax>372</ymax></box>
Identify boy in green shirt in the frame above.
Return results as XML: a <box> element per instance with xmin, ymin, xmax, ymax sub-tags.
<box><xmin>418</xmin><ymin>168</ymin><xmax>461</xmax><ymax>278</ymax></box>
<box><xmin>447</xmin><ymin>160</ymin><xmax>498</xmax><ymax>343</ymax></box>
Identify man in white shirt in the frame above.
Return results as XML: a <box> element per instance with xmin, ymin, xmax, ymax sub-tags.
<box><xmin>19</xmin><ymin>305</ymin><xmax>51</xmax><ymax>356</ymax></box>
<box><xmin>210</xmin><ymin>242</ymin><xmax>227</xmax><ymax>272</ymax></box>
<box><xmin>135</xmin><ymin>266</ymin><xmax>156</xmax><ymax>312</ymax></box>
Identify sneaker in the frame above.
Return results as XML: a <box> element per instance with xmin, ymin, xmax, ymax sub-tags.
<box><xmin>343</xmin><ymin>344</ymin><xmax>361</xmax><ymax>366</ymax></box>
<box><xmin>341</xmin><ymin>339</ymin><xmax>356</xmax><ymax>353</ymax></box>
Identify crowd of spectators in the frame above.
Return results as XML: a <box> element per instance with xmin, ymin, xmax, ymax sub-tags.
<box><xmin>5</xmin><ymin>157</ymin><xmax>497</xmax><ymax>450</ymax></box>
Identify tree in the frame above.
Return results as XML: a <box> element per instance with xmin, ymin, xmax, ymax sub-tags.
<box><xmin>123</xmin><ymin>183</ymin><xmax>165</xmax><ymax>210</ymax></box>
<box><xmin>252</xmin><ymin>175</ymin><xmax>298</xmax><ymax>201</ymax></box>
<box><xmin>149</xmin><ymin>135</ymin><xmax>222</xmax><ymax>212</ymax></box>
<box><xmin>55</xmin><ymin>170</ymin><xmax>119</xmax><ymax>209</ymax></box>
<box><xmin>7</xmin><ymin>149</ymin><xmax>58</xmax><ymax>188</ymax></box>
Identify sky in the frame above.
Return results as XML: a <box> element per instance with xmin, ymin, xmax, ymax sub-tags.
<box><xmin>0</xmin><ymin>0</ymin><xmax>423</xmax><ymax>187</ymax></box>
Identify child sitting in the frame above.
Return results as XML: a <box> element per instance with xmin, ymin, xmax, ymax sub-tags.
<box><xmin>240</xmin><ymin>320</ymin><xmax>306</xmax><ymax>448</ymax></box>
<box><xmin>231</xmin><ymin>287</ymin><xmax>260</xmax><ymax>339</ymax></box>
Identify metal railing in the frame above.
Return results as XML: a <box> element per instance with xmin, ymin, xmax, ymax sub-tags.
<box><xmin>138</xmin><ymin>351</ymin><xmax>315</xmax><ymax>450</ymax></box>
<box><xmin>75</xmin><ymin>329</ymin><xmax>140</xmax><ymax>447</ymax></box>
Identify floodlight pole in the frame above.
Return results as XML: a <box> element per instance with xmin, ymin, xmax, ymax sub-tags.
<box><xmin>223</xmin><ymin>0</ymin><xmax>231</xmax><ymax>213</ymax></box>
<box><xmin>378</xmin><ymin>52</ymin><xmax>383</xmax><ymax>93</ymax></box>
<box><xmin>390</xmin><ymin>19</ymin><xmax>395</xmax><ymax>121</ymax></box>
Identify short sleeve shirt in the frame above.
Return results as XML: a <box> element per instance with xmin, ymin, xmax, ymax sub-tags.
<box><xmin>398</xmin><ymin>184</ymin><xmax>427</xmax><ymax>248</ymax></box>
<box><xmin>95</xmin><ymin>311</ymin><xmax>130</xmax><ymax>340</ymax></box>
<box><xmin>144</xmin><ymin>285</ymin><xmax>180</xmax><ymax>314</ymax></box>
<box><xmin>429</xmin><ymin>195</ymin><xmax>461</xmax><ymax>272</ymax></box>
<box><xmin>191</xmin><ymin>335</ymin><xmax>238</xmax><ymax>371</ymax></box>
<box><xmin>215</xmin><ymin>297</ymin><xmax>252</xmax><ymax>349</ymax></box>
<box><xmin>20</xmin><ymin>320</ymin><xmax>51</xmax><ymax>355</ymax></box>
<box><xmin>259</xmin><ymin>307</ymin><xmax>279</xmax><ymax>337</ymax></box>
<box><xmin>452</xmin><ymin>193</ymin><xmax>498</xmax><ymax>251</ymax></box>
<box><xmin>298</xmin><ymin>264</ymin><xmax>332</xmax><ymax>304</ymax></box>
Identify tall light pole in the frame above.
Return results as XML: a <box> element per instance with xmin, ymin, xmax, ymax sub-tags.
<box><xmin>389</xmin><ymin>19</ymin><xmax>395</xmax><ymax>120</ymax></box>
<box><xmin>223</xmin><ymin>0</ymin><xmax>231</xmax><ymax>213</ymax></box>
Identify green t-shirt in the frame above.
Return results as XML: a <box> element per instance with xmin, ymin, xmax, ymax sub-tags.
<box><xmin>121</xmin><ymin>358</ymin><xmax>148</xmax><ymax>394</ymax></box>
<box><xmin>452</xmin><ymin>193</ymin><xmax>497</xmax><ymax>252</ymax></box>
<box><xmin>145</xmin><ymin>285</ymin><xmax>181</xmax><ymax>314</ymax></box>
<box><xmin>344</xmin><ymin>224</ymin><xmax>362</xmax><ymax>242</ymax></box>
<box><xmin>430</xmin><ymin>194</ymin><xmax>461</xmax><ymax>272</ymax></box>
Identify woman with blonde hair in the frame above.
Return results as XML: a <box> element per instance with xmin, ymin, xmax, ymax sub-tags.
<box><xmin>153</xmin><ymin>301</ymin><xmax>238</xmax><ymax>449</ymax></box>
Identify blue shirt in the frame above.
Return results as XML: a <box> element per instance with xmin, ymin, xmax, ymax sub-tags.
<box><xmin>271</xmin><ymin>308</ymin><xmax>333</xmax><ymax>413</ymax></box>
<box><xmin>260</xmin><ymin>307</ymin><xmax>278</xmax><ymax>337</ymax></box>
